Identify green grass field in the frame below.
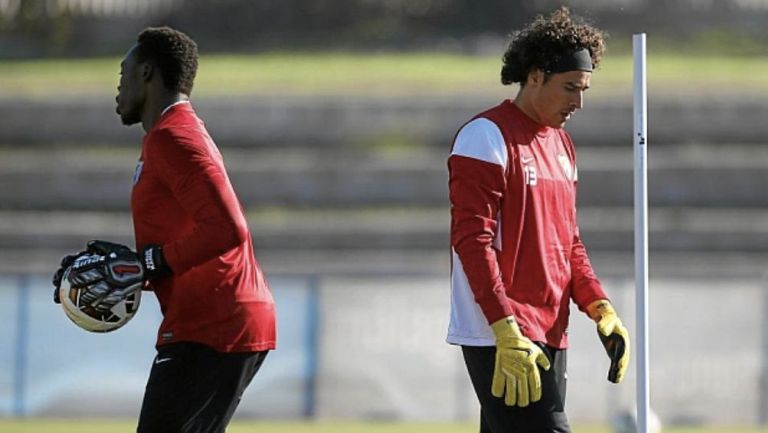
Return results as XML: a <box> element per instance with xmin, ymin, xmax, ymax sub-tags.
<box><xmin>1</xmin><ymin>52</ymin><xmax>767</xmax><ymax>100</ymax></box>
<box><xmin>0</xmin><ymin>420</ymin><xmax>765</xmax><ymax>433</ymax></box>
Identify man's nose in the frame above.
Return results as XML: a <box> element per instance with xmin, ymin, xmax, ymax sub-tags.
<box><xmin>573</xmin><ymin>91</ymin><xmax>584</xmax><ymax>110</ymax></box>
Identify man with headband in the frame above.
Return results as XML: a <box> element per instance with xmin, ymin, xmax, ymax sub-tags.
<box><xmin>446</xmin><ymin>7</ymin><xmax>630</xmax><ymax>432</ymax></box>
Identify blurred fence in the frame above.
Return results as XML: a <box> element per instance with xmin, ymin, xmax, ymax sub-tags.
<box><xmin>2</xmin><ymin>272</ymin><xmax>767</xmax><ymax>426</ymax></box>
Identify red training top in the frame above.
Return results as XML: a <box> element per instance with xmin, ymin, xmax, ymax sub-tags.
<box><xmin>131</xmin><ymin>102</ymin><xmax>276</xmax><ymax>353</ymax></box>
<box><xmin>447</xmin><ymin>100</ymin><xmax>606</xmax><ymax>348</ymax></box>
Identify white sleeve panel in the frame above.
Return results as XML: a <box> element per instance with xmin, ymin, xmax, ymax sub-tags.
<box><xmin>451</xmin><ymin>118</ymin><xmax>508</xmax><ymax>168</ymax></box>
<box><xmin>447</xmin><ymin>249</ymin><xmax>496</xmax><ymax>346</ymax></box>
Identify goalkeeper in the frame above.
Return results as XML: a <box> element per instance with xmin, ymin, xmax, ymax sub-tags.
<box><xmin>447</xmin><ymin>7</ymin><xmax>629</xmax><ymax>433</ymax></box>
<box><xmin>52</xmin><ymin>27</ymin><xmax>276</xmax><ymax>433</ymax></box>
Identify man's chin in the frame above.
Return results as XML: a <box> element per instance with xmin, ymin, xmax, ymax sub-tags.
<box><xmin>551</xmin><ymin>117</ymin><xmax>569</xmax><ymax>129</ymax></box>
<box><xmin>116</xmin><ymin>105</ymin><xmax>140</xmax><ymax>126</ymax></box>
<box><xmin>119</xmin><ymin>114</ymin><xmax>141</xmax><ymax>126</ymax></box>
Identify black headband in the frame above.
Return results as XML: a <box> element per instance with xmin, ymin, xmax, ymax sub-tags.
<box><xmin>545</xmin><ymin>48</ymin><xmax>593</xmax><ymax>74</ymax></box>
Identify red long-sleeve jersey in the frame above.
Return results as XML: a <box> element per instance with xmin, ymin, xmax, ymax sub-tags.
<box><xmin>447</xmin><ymin>100</ymin><xmax>606</xmax><ymax>349</ymax></box>
<box><xmin>131</xmin><ymin>102</ymin><xmax>276</xmax><ymax>353</ymax></box>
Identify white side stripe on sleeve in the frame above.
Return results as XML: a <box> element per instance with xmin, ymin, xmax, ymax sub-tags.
<box><xmin>451</xmin><ymin>118</ymin><xmax>507</xmax><ymax>168</ymax></box>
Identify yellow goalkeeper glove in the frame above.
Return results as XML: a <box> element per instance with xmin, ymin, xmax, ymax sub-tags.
<box><xmin>587</xmin><ymin>300</ymin><xmax>630</xmax><ymax>384</ymax></box>
<box><xmin>490</xmin><ymin>316</ymin><xmax>551</xmax><ymax>407</ymax></box>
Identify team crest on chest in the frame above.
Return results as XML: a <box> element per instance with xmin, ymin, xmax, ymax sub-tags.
<box><xmin>133</xmin><ymin>160</ymin><xmax>144</xmax><ymax>185</ymax></box>
<box><xmin>558</xmin><ymin>154</ymin><xmax>573</xmax><ymax>180</ymax></box>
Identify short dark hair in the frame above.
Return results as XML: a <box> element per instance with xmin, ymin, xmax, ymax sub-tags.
<box><xmin>135</xmin><ymin>26</ymin><xmax>198</xmax><ymax>95</ymax></box>
<box><xmin>501</xmin><ymin>7</ymin><xmax>606</xmax><ymax>86</ymax></box>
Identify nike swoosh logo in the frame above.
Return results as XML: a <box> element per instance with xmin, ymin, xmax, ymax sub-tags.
<box><xmin>521</xmin><ymin>156</ymin><xmax>534</xmax><ymax>164</ymax></box>
<box><xmin>154</xmin><ymin>357</ymin><xmax>173</xmax><ymax>365</ymax></box>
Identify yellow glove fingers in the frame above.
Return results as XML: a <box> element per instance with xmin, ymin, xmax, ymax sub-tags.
<box><xmin>528</xmin><ymin>348</ymin><xmax>551</xmax><ymax>403</ymax></box>
<box><xmin>614</xmin><ymin>357</ymin><xmax>627</xmax><ymax>383</ymax></box>
<box><xmin>528</xmin><ymin>364</ymin><xmax>542</xmax><ymax>404</ymax></box>
<box><xmin>517</xmin><ymin>369</ymin><xmax>530</xmax><ymax>407</ymax></box>
<box><xmin>500</xmin><ymin>363</ymin><xmax>525</xmax><ymax>406</ymax></box>
<box><xmin>588</xmin><ymin>300</ymin><xmax>632</xmax><ymax>384</ymax></box>
<box><xmin>494</xmin><ymin>352</ymin><xmax>542</xmax><ymax>407</ymax></box>
<box><xmin>505</xmin><ymin>375</ymin><xmax>517</xmax><ymax>406</ymax></box>
<box><xmin>536</xmin><ymin>350</ymin><xmax>552</xmax><ymax>371</ymax></box>
<box><xmin>491</xmin><ymin>361</ymin><xmax>505</xmax><ymax>398</ymax></box>
<box><xmin>490</xmin><ymin>317</ymin><xmax>550</xmax><ymax>407</ymax></box>
<box><xmin>601</xmin><ymin>324</ymin><xmax>630</xmax><ymax>383</ymax></box>
<box><xmin>613</xmin><ymin>324</ymin><xmax>630</xmax><ymax>383</ymax></box>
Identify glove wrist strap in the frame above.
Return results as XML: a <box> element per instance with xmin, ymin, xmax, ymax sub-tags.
<box><xmin>587</xmin><ymin>299</ymin><xmax>614</xmax><ymax>322</ymax></box>
<box><xmin>141</xmin><ymin>245</ymin><xmax>171</xmax><ymax>279</ymax></box>
<box><xmin>491</xmin><ymin>316</ymin><xmax>523</xmax><ymax>340</ymax></box>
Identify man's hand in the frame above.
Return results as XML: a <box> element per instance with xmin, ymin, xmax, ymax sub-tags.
<box><xmin>84</xmin><ymin>240</ymin><xmax>147</xmax><ymax>312</ymax></box>
<box><xmin>490</xmin><ymin>316</ymin><xmax>551</xmax><ymax>407</ymax></box>
<box><xmin>52</xmin><ymin>240</ymin><xmax>143</xmax><ymax>313</ymax></box>
<box><xmin>87</xmin><ymin>240</ymin><xmax>170</xmax><ymax>280</ymax></box>
<box><xmin>53</xmin><ymin>239</ymin><xmax>170</xmax><ymax>310</ymax></box>
<box><xmin>587</xmin><ymin>299</ymin><xmax>630</xmax><ymax>383</ymax></box>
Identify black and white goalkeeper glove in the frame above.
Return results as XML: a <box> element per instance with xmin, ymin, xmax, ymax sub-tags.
<box><xmin>65</xmin><ymin>241</ymin><xmax>144</xmax><ymax>313</ymax></box>
<box><xmin>82</xmin><ymin>240</ymin><xmax>171</xmax><ymax>311</ymax></box>
<box><xmin>52</xmin><ymin>240</ymin><xmax>171</xmax><ymax>310</ymax></box>
<box><xmin>86</xmin><ymin>239</ymin><xmax>171</xmax><ymax>280</ymax></box>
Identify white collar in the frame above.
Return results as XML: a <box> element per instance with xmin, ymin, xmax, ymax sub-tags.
<box><xmin>160</xmin><ymin>100</ymin><xmax>191</xmax><ymax>117</ymax></box>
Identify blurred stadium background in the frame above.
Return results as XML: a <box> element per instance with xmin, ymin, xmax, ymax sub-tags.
<box><xmin>1</xmin><ymin>0</ymin><xmax>768</xmax><ymax>432</ymax></box>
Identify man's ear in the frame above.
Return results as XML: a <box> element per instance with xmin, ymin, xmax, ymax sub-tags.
<box><xmin>526</xmin><ymin>69</ymin><xmax>545</xmax><ymax>88</ymax></box>
<box><xmin>140</xmin><ymin>62</ymin><xmax>153</xmax><ymax>82</ymax></box>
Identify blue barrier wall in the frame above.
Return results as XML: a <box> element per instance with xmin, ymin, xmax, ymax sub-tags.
<box><xmin>2</xmin><ymin>274</ymin><xmax>765</xmax><ymax>425</ymax></box>
<box><xmin>0</xmin><ymin>275</ymin><xmax>316</xmax><ymax>419</ymax></box>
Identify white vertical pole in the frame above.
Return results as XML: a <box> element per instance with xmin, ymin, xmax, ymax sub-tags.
<box><xmin>633</xmin><ymin>33</ymin><xmax>650</xmax><ymax>433</ymax></box>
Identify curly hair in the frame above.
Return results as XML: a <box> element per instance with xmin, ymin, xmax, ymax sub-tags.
<box><xmin>135</xmin><ymin>26</ymin><xmax>198</xmax><ymax>95</ymax></box>
<box><xmin>501</xmin><ymin>7</ymin><xmax>606</xmax><ymax>86</ymax></box>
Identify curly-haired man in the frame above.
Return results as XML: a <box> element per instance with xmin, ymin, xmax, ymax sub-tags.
<box><xmin>447</xmin><ymin>8</ymin><xmax>630</xmax><ymax>432</ymax></box>
<box><xmin>115</xmin><ymin>27</ymin><xmax>276</xmax><ymax>432</ymax></box>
